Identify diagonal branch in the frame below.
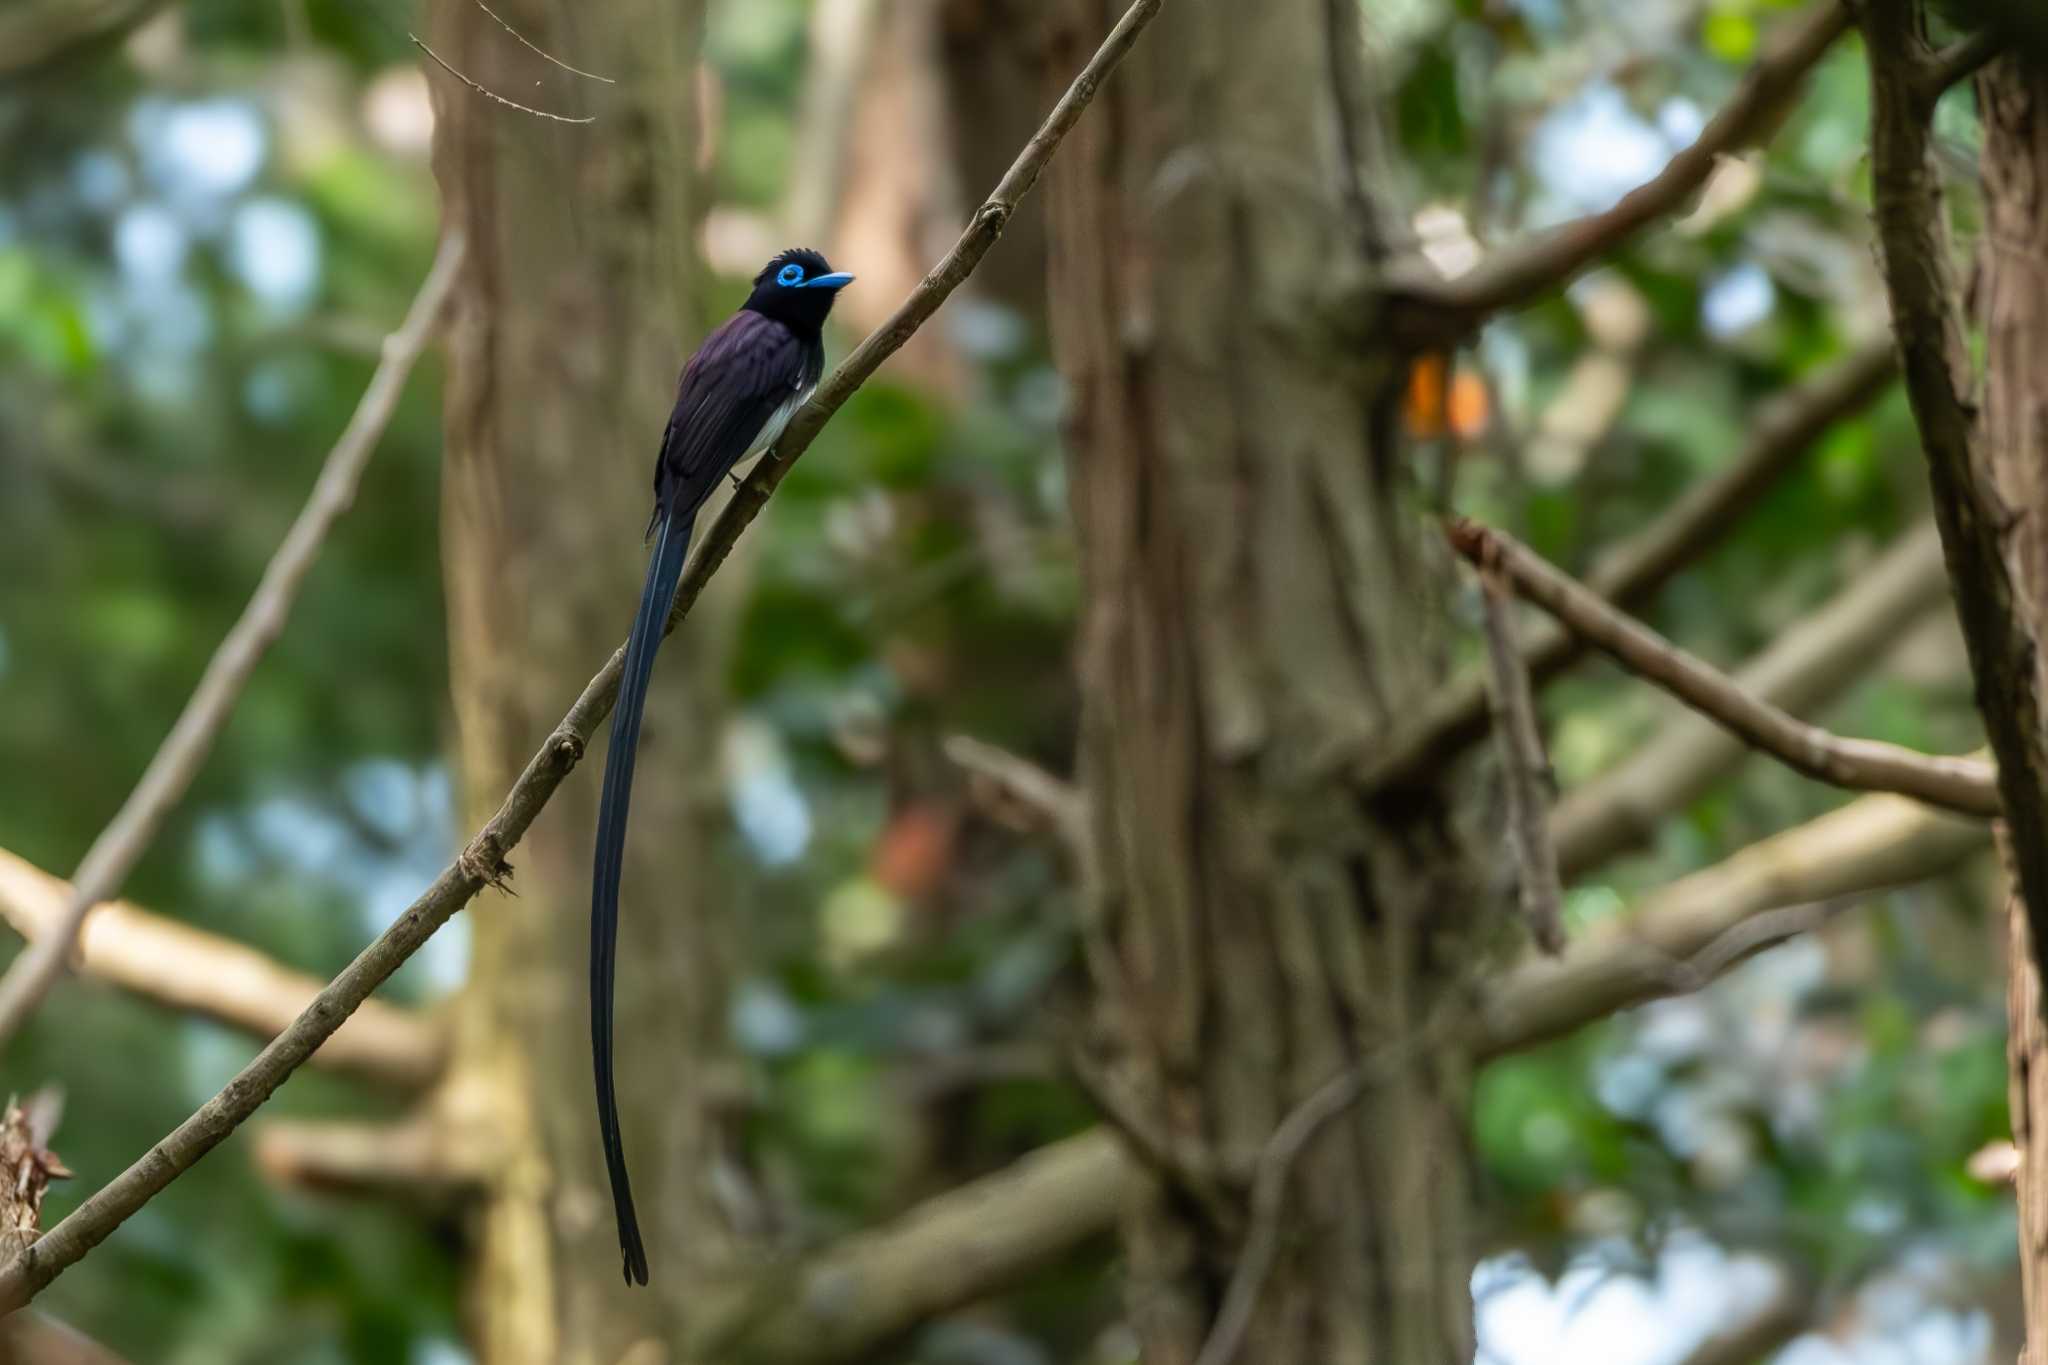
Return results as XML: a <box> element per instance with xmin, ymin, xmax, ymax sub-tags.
<box><xmin>661</xmin><ymin>0</ymin><xmax>1165</xmax><ymax>646</ymax></box>
<box><xmin>943</xmin><ymin>734</ymin><xmax>1087</xmax><ymax>851</ymax></box>
<box><xmin>688</xmin><ymin>1130</ymin><xmax>1132</xmax><ymax>1363</ymax></box>
<box><xmin>1921</xmin><ymin>28</ymin><xmax>2005</xmax><ymax>99</ymax></box>
<box><xmin>0</xmin><ymin>848</ymin><xmax>443</xmax><ymax>1091</ymax></box>
<box><xmin>1358</xmin><ymin>339</ymin><xmax>1897</xmax><ymax>792</ymax></box>
<box><xmin>689</xmin><ymin>785</ymin><xmax>1985</xmax><ymax>1363</ymax></box>
<box><xmin>0</xmin><ymin>235</ymin><xmax>466</xmax><ymax>1054</ymax></box>
<box><xmin>1671</xmin><ymin>1277</ymin><xmax>1811</xmax><ymax>1365</ymax></box>
<box><xmin>1551</xmin><ymin>519</ymin><xmax>1955</xmax><ymax>876</ymax></box>
<box><xmin>1448</xmin><ymin>517</ymin><xmax>2000</xmax><ymax>817</ymax></box>
<box><xmin>1476</xmin><ymin>789</ymin><xmax>1985</xmax><ymax>1057</ymax></box>
<box><xmin>1197</xmin><ymin>796</ymin><xmax>1937</xmax><ymax>1365</ymax></box>
<box><xmin>0</xmin><ymin>0</ymin><xmax>165</xmax><ymax>81</ymax></box>
<box><xmin>1862</xmin><ymin>0</ymin><xmax>2048</xmax><ymax>1000</ymax></box>
<box><xmin>1382</xmin><ymin>1</ymin><xmax>1849</xmax><ymax>342</ymax></box>
<box><xmin>0</xmin><ymin>0</ymin><xmax>1164</xmax><ymax>1315</ymax></box>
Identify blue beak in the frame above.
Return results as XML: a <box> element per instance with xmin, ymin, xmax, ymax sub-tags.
<box><xmin>803</xmin><ymin>272</ymin><xmax>855</xmax><ymax>290</ymax></box>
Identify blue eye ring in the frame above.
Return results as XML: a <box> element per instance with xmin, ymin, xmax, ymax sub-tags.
<box><xmin>776</xmin><ymin>263</ymin><xmax>805</xmax><ymax>287</ymax></box>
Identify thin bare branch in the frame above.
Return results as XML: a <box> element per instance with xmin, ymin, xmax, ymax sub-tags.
<box><xmin>0</xmin><ymin>235</ymin><xmax>466</xmax><ymax>1054</ymax></box>
<box><xmin>0</xmin><ymin>0</ymin><xmax>1163</xmax><ymax>1313</ymax></box>
<box><xmin>1449</xmin><ymin>517</ymin><xmax>2000</xmax><ymax>817</ymax></box>
<box><xmin>1382</xmin><ymin>1</ymin><xmax>1849</xmax><ymax>341</ymax></box>
<box><xmin>661</xmin><ymin>0</ymin><xmax>1167</xmax><ymax>642</ymax></box>
<box><xmin>1357</xmin><ymin>339</ymin><xmax>1897</xmax><ymax>792</ymax></box>
<box><xmin>1474</xmin><ymin>561</ymin><xmax>1567</xmax><ymax>953</ymax></box>
<box><xmin>469</xmin><ymin>0</ymin><xmax>614</xmax><ymax>84</ymax></box>
<box><xmin>1478</xmin><ymin>790</ymin><xmax>1985</xmax><ymax>1058</ymax></box>
<box><xmin>1194</xmin><ymin>1017</ymin><xmax>1459</xmax><ymax>1365</ymax></box>
<box><xmin>0</xmin><ymin>0</ymin><xmax>164</xmax><ymax>81</ymax></box>
<box><xmin>688</xmin><ymin>1130</ymin><xmax>1132</xmax><ymax>1364</ymax></box>
<box><xmin>1197</xmin><ymin>782</ymin><xmax>1973</xmax><ymax>1365</ymax></box>
<box><xmin>692</xmin><ymin>784</ymin><xmax>1984</xmax><ymax>1361</ymax></box>
<box><xmin>410</xmin><ymin>34</ymin><xmax>596</xmax><ymax>124</ymax></box>
<box><xmin>1923</xmin><ymin>28</ymin><xmax>2005</xmax><ymax>99</ymax></box>
<box><xmin>1672</xmin><ymin>1277</ymin><xmax>1811</xmax><ymax>1365</ymax></box>
<box><xmin>1863</xmin><ymin>0</ymin><xmax>2048</xmax><ymax>997</ymax></box>
<box><xmin>0</xmin><ymin>848</ymin><xmax>444</xmax><ymax>1090</ymax></box>
<box><xmin>1551</xmin><ymin>519</ymin><xmax>1956</xmax><ymax>876</ymax></box>
<box><xmin>253</xmin><ymin>1113</ymin><xmax>487</xmax><ymax>1196</ymax></box>
<box><xmin>943</xmin><ymin>733</ymin><xmax>1087</xmax><ymax>850</ymax></box>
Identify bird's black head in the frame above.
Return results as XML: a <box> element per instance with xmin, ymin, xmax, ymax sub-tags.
<box><xmin>743</xmin><ymin>247</ymin><xmax>853</xmax><ymax>335</ymax></box>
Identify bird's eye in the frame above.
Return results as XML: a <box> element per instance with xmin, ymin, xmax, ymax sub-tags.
<box><xmin>777</xmin><ymin>263</ymin><xmax>805</xmax><ymax>287</ymax></box>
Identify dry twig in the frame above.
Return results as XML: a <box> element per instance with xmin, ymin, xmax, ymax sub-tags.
<box><xmin>700</xmin><ymin>783</ymin><xmax>1982</xmax><ymax>1362</ymax></box>
<box><xmin>410</xmin><ymin>34</ymin><xmax>595</xmax><ymax>124</ymax></box>
<box><xmin>1448</xmin><ymin>517</ymin><xmax>1999</xmax><ymax>817</ymax></box>
<box><xmin>1474</xmin><ymin>559</ymin><xmax>1566</xmax><ymax>953</ymax></box>
<box><xmin>469</xmin><ymin>0</ymin><xmax>613</xmax><ymax>83</ymax></box>
<box><xmin>1357</xmin><ymin>340</ymin><xmax>1897</xmax><ymax>792</ymax></box>
<box><xmin>0</xmin><ymin>0</ymin><xmax>1164</xmax><ymax>1313</ymax></box>
<box><xmin>1383</xmin><ymin>1</ymin><xmax>1850</xmax><ymax>341</ymax></box>
<box><xmin>943</xmin><ymin>734</ymin><xmax>1086</xmax><ymax>849</ymax></box>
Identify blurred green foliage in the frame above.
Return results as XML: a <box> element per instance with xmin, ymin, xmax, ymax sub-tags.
<box><xmin>0</xmin><ymin>0</ymin><xmax>2020</xmax><ymax>1360</ymax></box>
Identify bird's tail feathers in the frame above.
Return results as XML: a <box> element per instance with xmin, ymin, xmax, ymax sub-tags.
<box><xmin>591</xmin><ymin>506</ymin><xmax>693</xmax><ymax>1287</ymax></box>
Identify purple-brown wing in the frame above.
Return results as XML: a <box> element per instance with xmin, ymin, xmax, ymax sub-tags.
<box><xmin>653</xmin><ymin>309</ymin><xmax>815</xmax><ymax>521</ymax></box>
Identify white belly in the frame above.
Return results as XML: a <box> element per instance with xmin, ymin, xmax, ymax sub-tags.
<box><xmin>749</xmin><ymin>381</ymin><xmax>816</xmax><ymax>460</ymax></box>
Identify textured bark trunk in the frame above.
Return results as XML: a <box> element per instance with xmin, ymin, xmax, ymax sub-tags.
<box><xmin>935</xmin><ymin>0</ymin><xmax>1050</xmax><ymax>323</ymax></box>
<box><xmin>427</xmin><ymin>2</ymin><xmax>735</xmax><ymax>1359</ymax></box>
<box><xmin>1045</xmin><ymin>1</ymin><xmax>1491</xmax><ymax>1360</ymax></box>
<box><xmin>1981</xmin><ymin>52</ymin><xmax>2048</xmax><ymax>1365</ymax></box>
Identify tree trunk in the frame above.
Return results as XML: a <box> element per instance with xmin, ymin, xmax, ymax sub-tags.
<box><xmin>1044</xmin><ymin>1</ymin><xmax>1493</xmax><ymax>1359</ymax></box>
<box><xmin>427</xmin><ymin>2</ymin><xmax>736</xmax><ymax>1359</ymax></box>
<box><xmin>1981</xmin><ymin>50</ymin><xmax>2048</xmax><ymax>1365</ymax></box>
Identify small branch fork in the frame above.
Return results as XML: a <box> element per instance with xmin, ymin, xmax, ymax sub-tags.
<box><xmin>1380</xmin><ymin>1</ymin><xmax>1851</xmax><ymax>343</ymax></box>
<box><xmin>1370</xmin><ymin>0</ymin><xmax>1999</xmax><ymax>349</ymax></box>
<box><xmin>0</xmin><ymin>234</ymin><xmax>466</xmax><ymax>1056</ymax></box>
<box><xmin>0</xmin><ymin>0</ymin><xmax>1166</xmax><ymax>1316</ymax></box>
<box><xmin>1355</xmin><ymin>339</ymin><xmax>1897</xmax><ymax>793</ymax></box>
<box><xmin>1192</xmin><ymin>897</ymin><xmax>1842</xmax><ymax>1365</ymax></box>
<box><xmin>1447</xmin><ymin>517</ymin><xmax>2001</xmax><ymax>817</ymax></box>
<box><xmin>710</xmin><ymin>781</ymin><xmax>1978</xmax><ymax>1362</ymax></box>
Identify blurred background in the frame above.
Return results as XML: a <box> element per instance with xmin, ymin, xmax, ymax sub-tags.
<box><xmin>0</xmin><ymin>0</ymin><xmax>2019</xmax><ymax>1361</ymax></box>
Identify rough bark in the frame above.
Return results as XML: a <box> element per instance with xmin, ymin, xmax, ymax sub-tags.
<box><xmin>935</xmin><ymin>0</ymin><xmax>1053</xmax><ymax>323</ymax></box>
<box><xmin>1978</xmin><ymin>49</ymin><xmax>2048</xmax><ymax>1365</ymax></box>
<box><xmin>427</xmin><ymin>2</ymin><xmax>733</xmax><ymax>1359</ymax></box>
<box><xmin>1045</xmin><ymin>1</ymin><xmax>1491</xmax><ymax>1359</ymax></box>
<box><xmin>1865</xmin><ymin>0</ymin><xmax>2048</xmax><ymax>993</ymax></box>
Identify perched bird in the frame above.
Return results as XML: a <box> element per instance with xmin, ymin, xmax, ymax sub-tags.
<box><xmin>592</xmin><ymin>247</ymin><xmax>852</xmax><ymax>1285</ymax></box>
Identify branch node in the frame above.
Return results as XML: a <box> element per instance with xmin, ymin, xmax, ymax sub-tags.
<box><xmin>457</xmin><ymin>836</ymin><xmax>514</xmax><ymax>895</ymax></box>
<box><xmin>549</xmin><ymin>728</ymin><xmax>585</xmax><ymax>766</ymax></box>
